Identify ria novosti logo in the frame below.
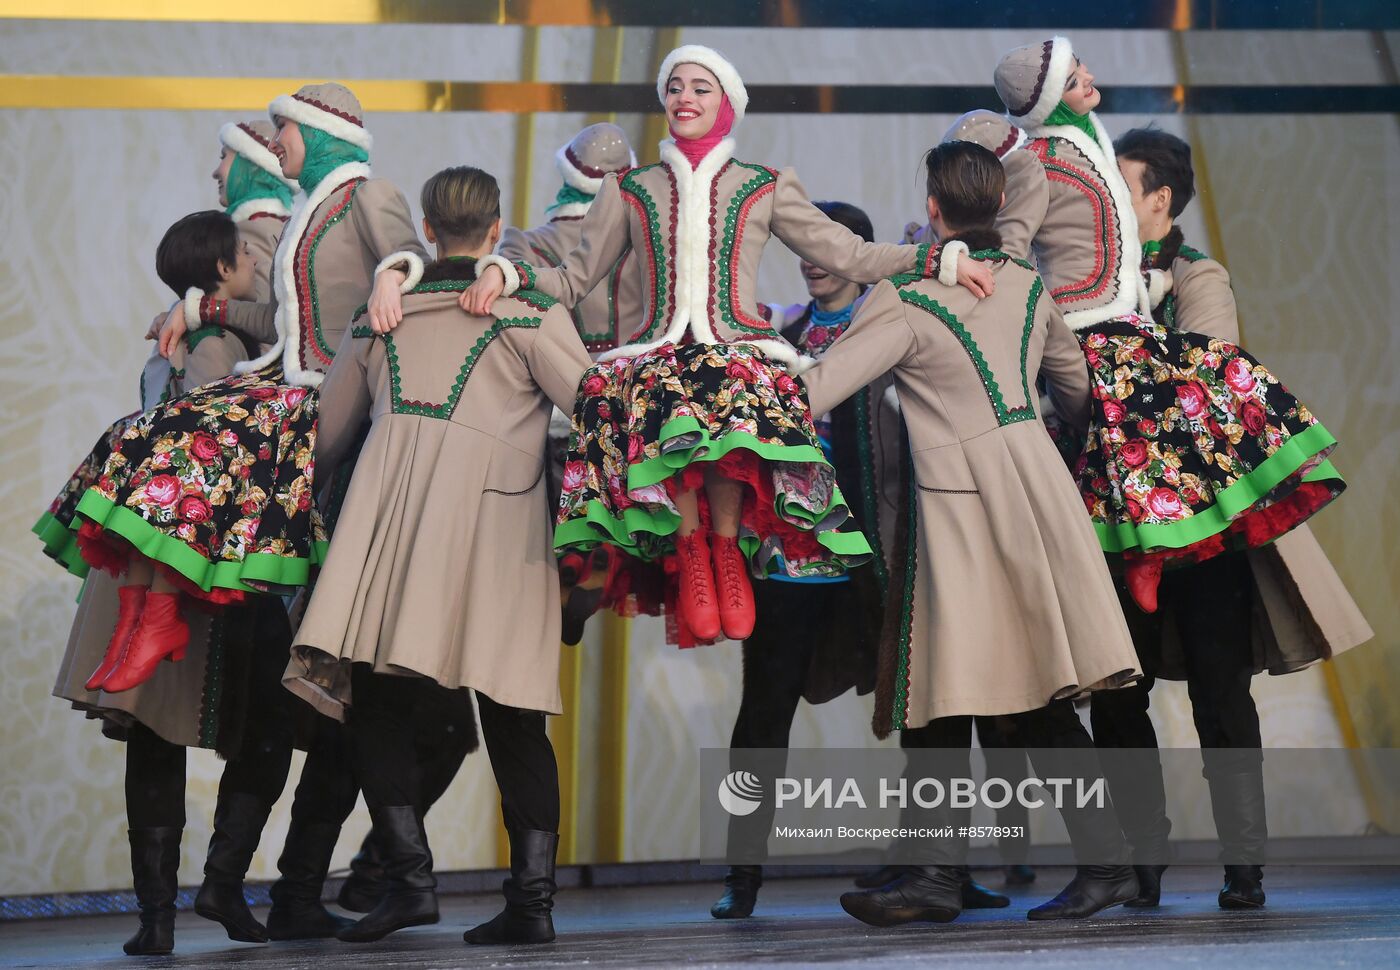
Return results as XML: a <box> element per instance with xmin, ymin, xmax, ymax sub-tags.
<box><xmin>717</xmin><ymin>770</ymin><xmax>764</xmax><ymax>816</ymax></box>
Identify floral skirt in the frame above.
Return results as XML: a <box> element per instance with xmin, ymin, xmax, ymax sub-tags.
<box><xmin>34</xmin><ymin>411</ymin><xmax>141</xmax><ymax>578</ymax></box>
<box><xmin>1076</xmin><ymin>316</ymin><xmax>1342</xmax><ymax>567</ymax></box>
<box><xmin>73</xmin><ymin>366</ymin><xmax>327</xmax><ymax>603</ymax></box>
<box><xmin>553</xmin><ymin>342</ymin><xmax>872</xmax><ymax>635</ymax></box>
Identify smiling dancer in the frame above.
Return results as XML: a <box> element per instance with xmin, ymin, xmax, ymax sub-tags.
<box><xmin>990</xmin><ymin>38</ymin><xmax>1342</xmax><ymax>615</ymax></box>
<box><xmin>375</xmin><ymin>45</ymin><xmax>991</xmax><ymax>647</ymax></box>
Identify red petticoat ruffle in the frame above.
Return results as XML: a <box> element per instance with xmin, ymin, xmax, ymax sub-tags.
<box><xmin>76</xmin><ymin>521</ymin><xmax>246</xmax><ymax>606</ymax></box>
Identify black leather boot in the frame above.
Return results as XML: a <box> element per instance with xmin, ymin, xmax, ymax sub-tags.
<box><xmin>337</xmin><ymin>831</ymin><xmax>388</xmax><ymax>914</ymax></box>
<box><xmin>123</xmin><ymin>826</ymin><xmax>181</xmax><ymax>955</ymax></box>
<box><xmin>267</xmin><ymin>820</ymin><xmax>356</xmax><ymax>940</ymax></box>
<box><xmin>853</xmin><ymin>865</ymin><xmax>909</xmax><ymax>889</ymax></box>
<box><xmin>957</xmin><ymin>867</ymin><xmax>1010</xmax><ymax>908</ymax></box>
<box><xmin>1126</xmin><ymin>863</ymin><xmax>1169</xmax><ymax>908</ymax></box>
<box><xmin>710</xmin><ymin>865</ymin><xmax>762</xmax><ymax>919</ymax></box>
<box><xmin>464</xmin><ymin>829</ymin><xmax>559</xmax><ymax>944</ymax></box>
<box><xmin>1207</xmin><ymin>766</ymin><xmax>1268</xmax><ymax>909</ymax></box>
<box><xmin>339</xmin><ymin>806</ymin><xmax>439</xmax><ymax>942</ymax></box>
<box><xmin>194</xmin><ymin>792</ymin><xmax>270</xmax><ymax>942</ymax></box>
<box><xmin>1026</xmin><ymin>866</ymin><xmax>1140</xmax><ymax>920</ymax></box>
<box><xmin>839</xmin><ymin>865</ymin><xmax>964</xmax><ymax>927</ymax></box>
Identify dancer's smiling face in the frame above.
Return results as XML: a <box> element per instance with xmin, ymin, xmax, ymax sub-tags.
<box><xmin>212</xmin><ymin>147</ymin><xmax>234</xmax><ymax>207</ymax></box>
<box><xmin>1062</xmin><ymin>57</ymin><xmax>1101</xmax><ymax>114</ymax></box>
<box><xmin>665</xmin><ymin>63</ymin><xmax>723</xmax><ymax>139</ymax></box>
<box><xmin>270</xmin><ymin>118</ymin><xmax>306</xmax><ymax>179</ymax></box>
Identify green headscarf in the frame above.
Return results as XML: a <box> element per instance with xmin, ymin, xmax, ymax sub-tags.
<box><xmin>1043</xmin><ymin>100</ymin><xmax>1098</xmax><ymax>140</ymax></box>
<box><xmin>297</xmin><ymin>123</ymin><xmax>370</xmax><ymax>193</ymax></box>
<box><xmin>224</xmin><ymin>154</ymin><xmax>294</xmax><ymax>216</ymax></box>
<box><xmin>544</xmin><ymin>182</ymin><xmax>595</xmax><ymax>216</ymax></box>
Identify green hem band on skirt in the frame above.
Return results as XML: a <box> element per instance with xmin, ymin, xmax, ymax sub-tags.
<box><xmin>75</xmin><ymin>490</ymin><xmax>326</xmax><ymax>595</ymax></box>
<box><xmin>1093</xmin><ymin>421</ymin><xmax>1339</xmax><ymax>554</ymax></box>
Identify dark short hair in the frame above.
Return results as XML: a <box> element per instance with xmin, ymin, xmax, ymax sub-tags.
<box><xmin>813</xmin><ymin>200</ymin><xmax>874</xmax><ymax>243</ymax></box>
<box><xmin>923</xmin><ymin>141</ymin><xmax>1005</xmax><ymax>230</ymax></box>
<box><xmin>421</xmin><ymin>166</ymin><xmax>501</xmax><ymax>248</ymax></box>
<box><xmin>155</xmin><ymin>210</ymin><xmax>240</xmax><ymax>298</ymax></box>
<box><xmin>1114</xmin><ymin>126</ymin><xmax>1195</xmax><ymax>218</ymax></box>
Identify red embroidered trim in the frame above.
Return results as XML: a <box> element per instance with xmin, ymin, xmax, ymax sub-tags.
<box><xmin>237</xmin><ymin>122</ymin><xmax>274</xmax><ymax>150</ymax></box>
<box><xmin>994</xmin><ymin>126</ymin><xmax>1021</xmax><ymax>158</ymax></box>
<box><xmin>704</xmin><ymin>161</ymin><xmax>728</xmax><ymax>330</ymax></box>
<box><xmin>245</xmin><ymin>212</ymin><xmax>289</xmax><ymax>223</ymax></box>
<box><xmin>293</xmin><ymin>94</ymin><xmax>363</xmax><ymax>128</ymax></box>
<box><xmin>621</xmin><ymin>189</ymin><xmax>661</xmax><ymax>344</ymax></box>
<box><xmin>1008</xmin><ymin>39</ymin><xmax>1056</xmax><ymax>118</ymax></box>
<box><xmin>564</xmin><ymin>145</ymin><xmax>630</xmax><ymax>181</ymax></box>
<box><xmin>1028</xmin><ymin>140</ymin><xmax>1115</xmax><ymax>305</ymax></box>
<box><xmin>664</xmin><ymin>166</ymin><xmax>679</xmax><ymax>331</ymax></box>
<box><xmin>724</xmin><ymin>179</ymin><xmax>777</xmax><ymax>332</ymax></box>
<box><xmin>921</xmin><ymin>242</ymin><xmax>938</xmax><ymax>277</ymax></box>
<box><xmin>293</xmin><ymin>179</ymin><xmax>361</xmax><ymax>370</ymax></box>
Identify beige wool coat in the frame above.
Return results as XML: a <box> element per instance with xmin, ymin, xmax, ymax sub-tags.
<box><xmin>483</xmin><ymin>138</ymin><xmax>947</xmax><ymax>371</ymax></box>
<box><xmin>803</xmin><ymin>253</ymin><xmax>1141</xmax><ymax>732</ymax></box>
<box><xmin>499</xmin><ymin>215</ymin><xmax>643</xmax><ymax>358</ymax></box>
<box><xmin>286</xmin><ymin>268</ymin><xmax>592</xmax><ymax>718</ymax></box>
<box><xmin>197</xmin><ymin>164</ymin><xmax>427</xmax><ymax>387</ymax></box>
<box><xmin>1151</xmin><ymin>241</ymin><xmax>1372</xmax><ymax>677</ymax></box>
<box><xmin>52</xmin><ymin>210</ymin><xmax>287</xmax><ymax>748</ymax></box>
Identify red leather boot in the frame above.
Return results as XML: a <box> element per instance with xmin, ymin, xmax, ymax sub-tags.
<box><xmin>85</xmin><ymin>585</ymin><xmax>147</xmax><ymax>690</ymax></box>
<box><xmin>102</xmin><ymin>592</ymin><xmax>189</xmax><ymax>693</ymax></box>
<box><xmin>674</xmin><ymin>532</ymin><xmax>721</xmax><ymax>641</ymax></box>
<box><xmin>711</xmin><ymin>535</ymin><xmax>755</xmax><ymax>641</ymax></box>
<box><xmin>1125</xmin><ymin>557</ymin><xmax>1164</xmax><ymax>614</ymax></box>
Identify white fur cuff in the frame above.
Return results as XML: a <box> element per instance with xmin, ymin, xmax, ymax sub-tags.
<box><xmin>375</xmin><ymin>251</ymin><xmax>425</xmax><ymax>293</ymax></box>
<box><xmin>478</xmin><ymin>254</ymin><xmax>522</xmax><ymax>297</ymax></box>
<box><xmin>938</xmin><ymin>241</ymin><xmax>969</xmax><ymax>287</ymax></box>
<box><xmin>183</xmin><ymin>287</ymin><xmax>206</xmax><ymax>327</ymax></box>
<box><xmin>1146</xmin><ymin>268</ymin><xmax>1169</xmax><ymax>309</ymax></box>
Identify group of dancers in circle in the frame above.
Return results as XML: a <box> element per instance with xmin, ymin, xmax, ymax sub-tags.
<box><xmin>36</xmin><ymin>37</ymin><xmax>1370</xmax><ymax>954</ymax></box>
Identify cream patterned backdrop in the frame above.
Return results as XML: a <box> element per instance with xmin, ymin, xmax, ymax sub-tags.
<box><xmin>1</xmin><ymin>20</ymin><xmax>1392</xmax><ymax>896</ymax></box>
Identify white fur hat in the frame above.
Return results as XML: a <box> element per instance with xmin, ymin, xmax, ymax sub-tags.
<box><xmin>218</xmin><ymin>120</ymin><xmax>298</xmax><ymax>189</ymax></box>
<box><xmin>656</xmin><ymin>45</ymin><xmax>749</xmax><ymax>124</ymax></box>
<box><xmin>268</xmin><ymin>82</ymin><xmax>372</xmax><ymax>152</ymax></box>
<box><xmin>994</xmin><ymin>36</ymin><xmax>1075</xmax><ymax>128</ymax></box>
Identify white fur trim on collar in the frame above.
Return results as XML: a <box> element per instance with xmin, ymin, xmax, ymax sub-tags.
<box><xmin>1023</xmin><ymin>112</ymin><xmax>1149</xmax><ymax>329</ymax></box>
<box><xmin>1011</xmin><ymin>35</ymin><xmax>1075</xmax><ymax>129</ymax></box>
<box><xmin>478</xmin><ymin>254</ymin><xmax>522</xmax><ymax>297</ymax></box>
<box><xmin>219</xmin><ymin>122</ymin><xmax>299</xmax><ymax>189</ymax></box>
<box><xmin>227</xmin><ymin>197</ymin><xmax>292</xmax><ymax>224</ymax></box>
<box><xmin>657</xmin><ymin>45</ymin><xmax>748</xmax><ymax>124</ymax></box>
<box><xmin>269</xmin><ymin>94</ymin><xmax>373</xmax><ymax>153</ymax></box>
<box><xmin>374</xmin><ymin>251</ymin><xmax>425</xmax><ymax>293</ymax></box>
<box><xmin>1146</xmin><ymin>268</ymin><xmax>1168</xmax><ymax>309</ymax></box>
<box><xmin>598</xmin><ymin>138</ymin><xmax>806</xmax><ymax>372</ymax></box>
<box><xmin>937</xmin><ymin>240</ymin><xmax>969</xmax><ymax>287</ymax></box>
<box><xmin>234</xmin><ymin>160</ymin><xmax>372</xmax><ymax>386</ymax></box>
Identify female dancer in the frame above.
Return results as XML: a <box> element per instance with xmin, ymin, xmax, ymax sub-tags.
<box><xmin>991</xmin><ymin>37</ymin><xmax>1342</xmax><ymax>611</ymax></box>
<box><xmin>386</xmin><ymin>45</ymin><xmax>989</xmax><ymax>644</ymax></box>
<box><xmin>73</xmin><ymin>83</ymin><xmax>426</xmax><ymax>690</ymax></box>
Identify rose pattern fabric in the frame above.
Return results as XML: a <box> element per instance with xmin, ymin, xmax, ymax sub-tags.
<box><xmin>556</xmin><ymin>341</ymin><xmax>869</xmax><ymax>582</ymax></box>
<box><xmin>78</xmin><ymin>366</ymin><xmax>324</xmax><ymax>599</ymax></box>
<box><xmin>1075</xmin><ymin>314</ymin><xmax>1340</xmax><ymax>563</ymax></box>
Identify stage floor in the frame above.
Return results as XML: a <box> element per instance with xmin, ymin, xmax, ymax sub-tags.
<box><xmin>5</xmin><ymin>866</ymin><xmax>1399</xmax><ymax>969</ymax></box>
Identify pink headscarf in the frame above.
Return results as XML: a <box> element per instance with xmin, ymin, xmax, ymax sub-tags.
<box><xmin>670</xmin><ymin>94</ymin><xmax>735</xmax><ymax>169</ymax></box>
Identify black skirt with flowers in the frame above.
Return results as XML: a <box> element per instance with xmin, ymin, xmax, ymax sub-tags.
<box><xmin>34</xmin><ymin>412</ymin><xmax>141</xmax><ymax>578</ymax></box>
<box><xmin>1075</xmin><ymin>315</ymin><xmax>1342</xmax><ymax>566</ymax></box>
<box><xmin>74</xmin><ymin>366</ymin><xmax>326</xmax><ymax>602</ymax></box>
